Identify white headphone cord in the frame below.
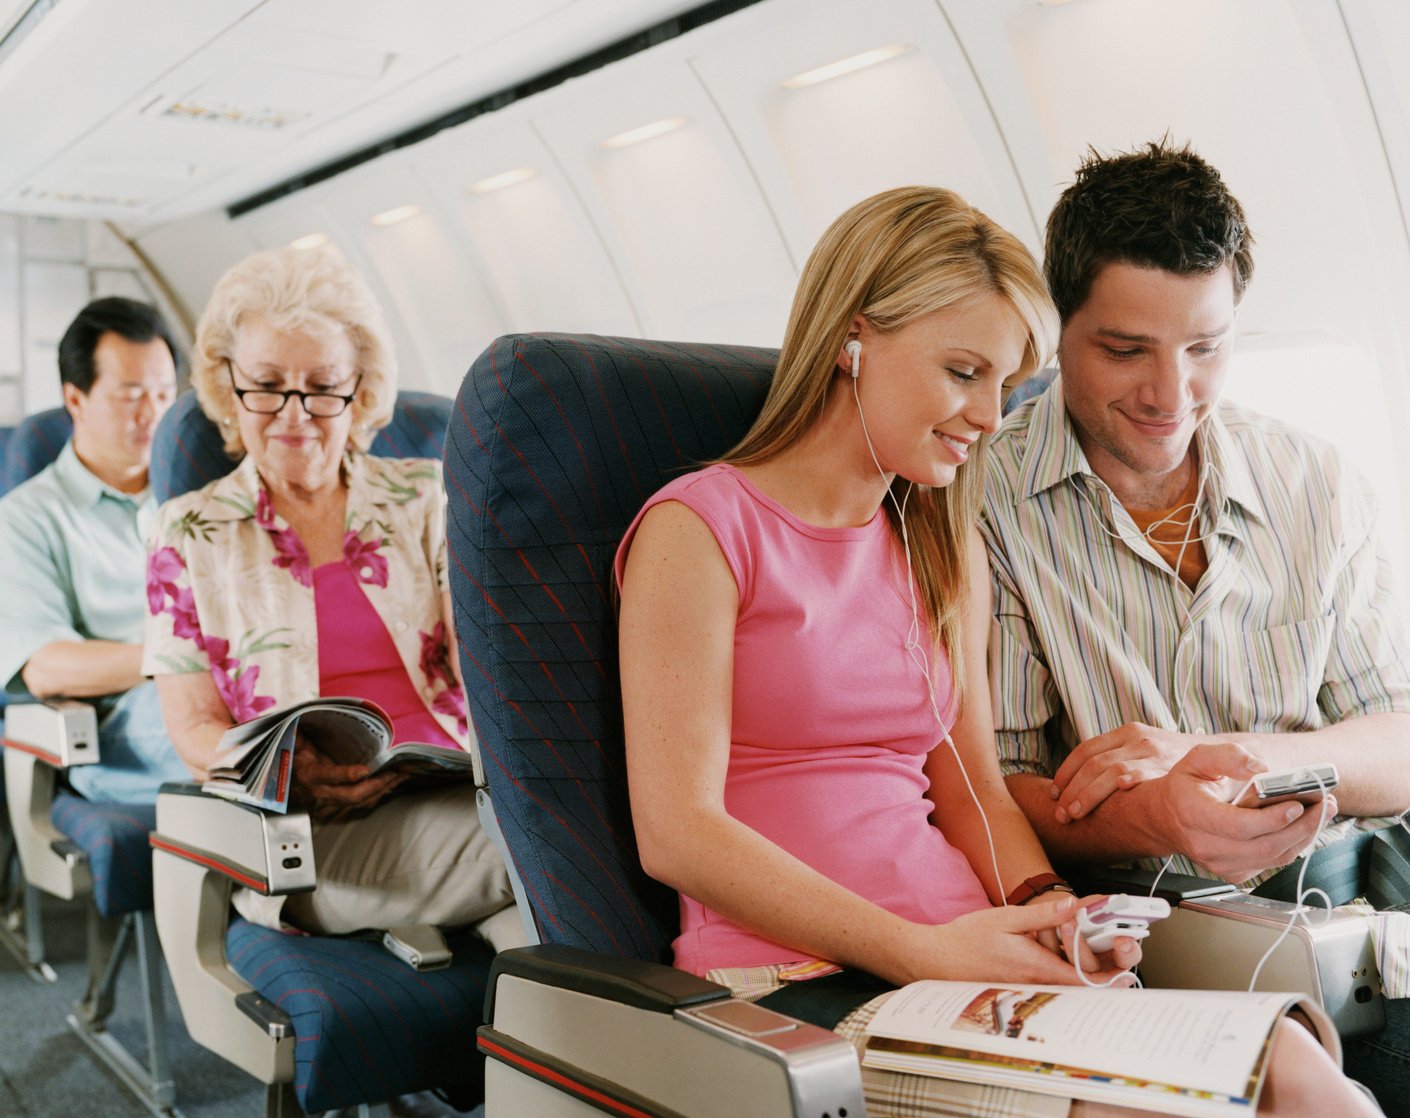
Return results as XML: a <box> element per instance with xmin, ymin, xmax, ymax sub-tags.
<box><xmin>849</xmin><ymin>352</ymin><xmax>1007</xmax><ymax>906</ymax></box>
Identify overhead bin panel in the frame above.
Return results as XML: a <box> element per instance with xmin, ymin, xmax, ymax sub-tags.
<box><xmin>691</xmin><ymin>0</ymin><xmax>1039</xmax><ymax>261</ymax></box>
<box><xmin>1340</xmin><ymin>0</ymin><xmax>1410</xmax><ymax>248</ymax></box>
<box><xmin>532</xmin><ymin>59</ymin><xmax>796</xmax><ymax>347</ymax></box>
<box><xmin>297</xmin><ymin>157</ymin><xmax>509</xmax><ymax>395</ymax></box>
<box><xmin>409</xmin><ymin>111</ymin><xmax>640</xmax><ymax>339</ymax></box>
<box><xmin>234</xmin><ymin>186</ymin><xmax>424</xmax><ymax>393</ymax></box>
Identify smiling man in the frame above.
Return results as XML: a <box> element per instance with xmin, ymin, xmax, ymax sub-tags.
<box><xmin>0</xmin><ymin>297</ymin><xmax>190</xmax><ymax>801</ymax></box>
<box><xmin>980</xmin><ymin>142</ymin><xmax>1410</xmax><ymax>1104</ymax></box>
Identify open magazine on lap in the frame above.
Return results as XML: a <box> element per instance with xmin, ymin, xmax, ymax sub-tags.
<box><xmin>863</xmin><ymin>980</ymin><xmax>1338</xmax><ymax>1117</ymax></box>
<box><xmin>203</xmin><ymin>696</ymin><xmax>475</xmax><ymax>813</ymax></box>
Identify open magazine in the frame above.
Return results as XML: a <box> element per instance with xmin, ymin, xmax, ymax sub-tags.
<box><xmin>202</xmin><ymin>696</ymin><xmax>475</xmax><ymax>813</ymax></box>
<box><xmin>863</xmin><ymin>980</ymin><xmax>1338</xmax><ymax>1117</ymax></box>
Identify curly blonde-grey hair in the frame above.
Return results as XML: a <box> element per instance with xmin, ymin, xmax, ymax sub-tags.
<box><xmin>193</xmin><ymin>244</ymin><xmax>397</xmax><ymax>456</ymax></box>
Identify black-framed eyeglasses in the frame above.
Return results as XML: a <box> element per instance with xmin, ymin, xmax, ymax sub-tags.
<box><xmin>226</xmin><ymin>359</ymin><xmax>360</xmax><ymax>418</ymax></box>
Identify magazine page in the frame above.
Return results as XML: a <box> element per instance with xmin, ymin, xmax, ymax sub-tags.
<box><xmin>295</xmin><ymin>702</ymin><xmax>392</xmax><ymax>765</ymax></box>
<box><xmin>864</xmin><ymin>981</ymin><xmax>1310</xmax><ymax>1116</ymax></box>
<box><xmin>202</xmin><ymin>697</ymin><xmax>393</xmax><ymax>811</ymax></box>
<box><xmin>369</xmin><ymin>741</ymin><xmax>477</xmax><ymax>777</ymax></box>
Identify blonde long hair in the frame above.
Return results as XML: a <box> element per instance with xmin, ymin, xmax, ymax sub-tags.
<box><xmin>724</xmin><ymin>187</ymin><xmax>1058</xmax><ymax>693</ymax></box>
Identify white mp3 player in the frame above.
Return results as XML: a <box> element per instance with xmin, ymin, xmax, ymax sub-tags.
<box><xmin>1075</xmin><ymin>894</ymin><xmax>1172</xmax><ymax>953</ymax></box>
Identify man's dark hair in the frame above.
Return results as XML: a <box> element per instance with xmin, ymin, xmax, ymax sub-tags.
<box><xmin>57</xmin><ymin>296</ymin><xmax>182</xmax><ymax>393</ymax></box>
<box><xmin>1044</xmin><ymin>140</ymin><xmax>1255</xmax><ymax>323</ymax></box>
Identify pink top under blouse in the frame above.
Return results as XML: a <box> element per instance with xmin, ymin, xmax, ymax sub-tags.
<box><xmin>615</xmin><ymin>463</ymin><xmax>990</xmax><ymax>975</ymax></box>
<box><xmin>313</xmin><ymin>560</ymin><xmax>461</xmax><ymax>751</ymax></box>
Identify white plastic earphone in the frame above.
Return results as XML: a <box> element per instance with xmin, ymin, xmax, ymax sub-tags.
<box><xmin>845</xmin><ymin>339</ymin><xmax>861</xmax><ymax>377</ymax></box>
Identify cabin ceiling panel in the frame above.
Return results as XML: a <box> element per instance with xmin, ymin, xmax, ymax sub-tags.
<box><xmin>0</xmin><ymin>0</ymin><xmax>252</xmax><ymax>214</ymax></box>
<box><xmin>0</xmin><ymin>0</ymin><xmax>705</xmax><ymax>224</ymax></box>
<box><xmin>246</xmin><ymin>0</ymin><xmax>568</xmax><ymax>59</ymax></box>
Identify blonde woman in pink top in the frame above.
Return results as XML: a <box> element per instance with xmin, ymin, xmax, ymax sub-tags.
<box><xmin>615</xmin><ymin>188</ymin><xmax>1374</xmax><ymax>1118</ymax></box>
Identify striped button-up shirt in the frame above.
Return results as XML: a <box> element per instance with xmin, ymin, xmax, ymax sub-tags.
<box><xmin>981</xmin><ymin>378</ymin><xmax>1410</xmax><ymax>879</ymax></box>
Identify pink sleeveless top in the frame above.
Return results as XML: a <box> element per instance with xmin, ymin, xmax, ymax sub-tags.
<box><xmin>313</xmin><ymin>561</ymin><xmax>461</xmax><ymax>751</ymax></box>
<box><xmin>615</xmin><ymin>464</ymin><xmax>990</xmax><ymax>975</ymax></box>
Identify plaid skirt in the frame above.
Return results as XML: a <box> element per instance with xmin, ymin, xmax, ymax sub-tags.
<box><xmin>707</xmin><ymin>963</ymin><xmax>1071</xmax><ymax>1118</ymax></box>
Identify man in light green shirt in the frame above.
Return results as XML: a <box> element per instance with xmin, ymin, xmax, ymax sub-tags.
<box><xmin>0</xmin><ymin>297</ymin><xmax>188</xmax><ymax>802</ymax></box>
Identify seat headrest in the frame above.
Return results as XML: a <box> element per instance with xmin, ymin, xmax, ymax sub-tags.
<box><xmin>150</xmin><ymin>390</ymin><xmax>455</xmax><ymax>502</ymax></box>
<box><xmin>4</xmin><ymin>408</ymin><xmax>72</xmax><ymax>491</ymax></box>
<box><xmin>444</xmin><ymin>332</ymin><xmax>778</xmax><ymax>960</ymax></box>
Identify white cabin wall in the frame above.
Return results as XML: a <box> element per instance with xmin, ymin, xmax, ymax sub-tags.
<box><xmin>945</xmin><ymin>0</ymin><xmax>1410</xmax><ymax>553</ymax></box>
<box><xmin>0</xmin><ymin>215</ymin><xmax>188</xmax><ymax>425</ymax></box>
<box><xmin>128</xmin><ymin>0</ymin><xmax>1410</xmax><ymax>548</ymax></box>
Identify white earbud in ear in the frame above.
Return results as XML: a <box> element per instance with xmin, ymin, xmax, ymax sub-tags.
<box><xmin>844</xmin><ymin>340</ymin><xmax>861</xmax><ymax>378</ymax></box>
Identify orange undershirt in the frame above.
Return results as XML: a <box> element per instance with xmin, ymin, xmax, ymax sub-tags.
<box><xmin>1126</xmin><ymin>469</ymin><xmax>1208</xmax><ymax>590</ymax></box>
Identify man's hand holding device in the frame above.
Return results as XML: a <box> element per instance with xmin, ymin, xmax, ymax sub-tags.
<box><xmin>1229</xmin><ymin>763</ymin><xmax>1339</xmax><ymax>810</ymax></box>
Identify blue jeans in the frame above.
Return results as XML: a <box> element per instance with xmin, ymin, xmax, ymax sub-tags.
<box><xmin>1344</xmin><ymin>997</ymin><xmax>1410</xmax><ymax>1116</ymax></box>
<box><xmin>66</xmin><ymin>682</ymin><xmax>190</xmax><ymax>804</ymax></box>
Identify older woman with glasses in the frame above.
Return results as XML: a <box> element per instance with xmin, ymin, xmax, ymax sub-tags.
<box><xmin>142</xmin><ymin>245</ymin><xmax>518</xmax><ymax>946</ymax></box>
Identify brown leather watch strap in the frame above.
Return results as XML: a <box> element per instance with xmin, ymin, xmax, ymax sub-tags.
<box><xmin>1004</xmin><ymin>872</ymin><xmax>1074</xmax><ymax>907</ymax></box>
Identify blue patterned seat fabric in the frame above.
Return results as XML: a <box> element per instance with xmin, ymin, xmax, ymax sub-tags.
<box><xmin>1003</xmin><ymin>366</ymin><xmax>1057</xmax><ymax>416</ymax></box>
<box><xmin>51</xmin><ymin>792</ymin><xmax>157</xmax><ymax>917</ymax></box>
<box><xmin>0</xmin><ymin>425</ymin><xmax>14</xmax><ymax>490</ymax></box>
<box><xmin>150</xmin><ymin>389</ymin><xmax>454</xmax><ymax>501</ymax></box>
<box><xmin>3</xmin><ymin>408</ymin><xmax>71</xmax><ymax>491</ymax></box>
<box><xmin>226</xmin><ymin>918</ymin><xmax>493</xmax><ymax>1111</ymax></box>
<box><xmin>445</xmin><ymin>333</ymin><xmax>776</xmax><ymax>962</ymax></box>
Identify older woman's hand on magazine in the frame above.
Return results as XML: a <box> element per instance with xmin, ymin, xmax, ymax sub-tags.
<box><xmin>292</xmin><ymin>742</ymin><xmax>407</xmax><ymax>820</ymax></box>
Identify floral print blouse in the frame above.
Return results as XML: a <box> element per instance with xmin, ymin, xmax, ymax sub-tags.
<box><xmin>142</xmin><ymin>453</ymin><xmax>468</xmax><ymax>744</ymax></box>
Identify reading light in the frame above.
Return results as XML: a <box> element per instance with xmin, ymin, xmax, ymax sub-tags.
<box><xmin>781</xmin><ymin>45</ymin><xmax>911</xmax><ymax>90</ymax></box>
<box><xmin>601</xmin><ymin>116</ymin><xmax>688</xmax><ymax>150</ymax></box>
<box><xmin>289</xmin><ymin>233</ymin><xmax>329</xmax><ymax>250</ymax></box>
<box><xmin>469</xmin><ymin>167</ymin><xmax>536</xmax><ymax>194</ymax></box>
<box><xmin>370</xmin><ymin>203</ymin><xmax>422</xmax><ymax>226</ymax></box>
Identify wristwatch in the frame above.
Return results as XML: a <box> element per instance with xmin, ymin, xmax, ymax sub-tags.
<box><xmin>1004</xmin><ymin>872</ymin><xmax>1075</xmax><ymax>907</ymax></box>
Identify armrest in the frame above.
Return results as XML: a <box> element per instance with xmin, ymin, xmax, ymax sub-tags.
<box><xmin>2</xmin><ymin>722</ymin><xmax>94</xmax><ymax>900</ymax></box>
<box><xmin>2</xmin><ymin>700</ymin><xmax>99</xmax><ymax>768</ymax></box>
<box><xmin>149</xmin><ymin>782</ymin><xmax>301</xmax><ymax>1088</ymax></box>
<box><xmin>486</xmin><ymin>943</ymin><xmax>729</xmax><ymax>1018</ymax></box>
<box><xmin>1064</xmin><ymin>865</ymin><xmax>1383</xmax><ymax>1037</ymax></box>
<box><xmin>151</xmin><ymin>782</ymin><xmax>315</xmax><ymax>896</ymax></box>
<box><xmin>481</xmin><ymin>946</ymin><xmax>865</xmax><ymax>1118</ymax></box>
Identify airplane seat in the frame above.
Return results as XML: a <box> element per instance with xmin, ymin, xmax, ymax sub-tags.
<box><xmin>0</xmin><ymin>403</ymin><xmax>184</xmax><ymax>1115</ymax></box>
<box><xmin>0</xmin><ymin>423</ymin><xmax>14</xmax><ymax>477</ymax></box>
<box><xmin>148</xmin><ymin>388</ymin><xmax>454</xmax><ymax>501</ymax></box>
<box><xmin>0</xmin><ymin>417</ymin><xmax>58</xmax><ymax>984</ymax></box>
<box><xmin>147</xmin><ymin>387</ymin><xmax>499</xmax><ymax>1116</ymax></box>
<box><xmin>3</xmin><ymin>406</ymin><xmax>72</xmax><ymax>490</ymax></box>
<box><xmin>1004</xmin><ymin>366</ymin><xmax>1057</xmax><ymax>415</ymax></box>
<box><xmin>446</xmin><ymin>333</ymin><xmax>866</xmax><ymax>1117</ymax></box>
